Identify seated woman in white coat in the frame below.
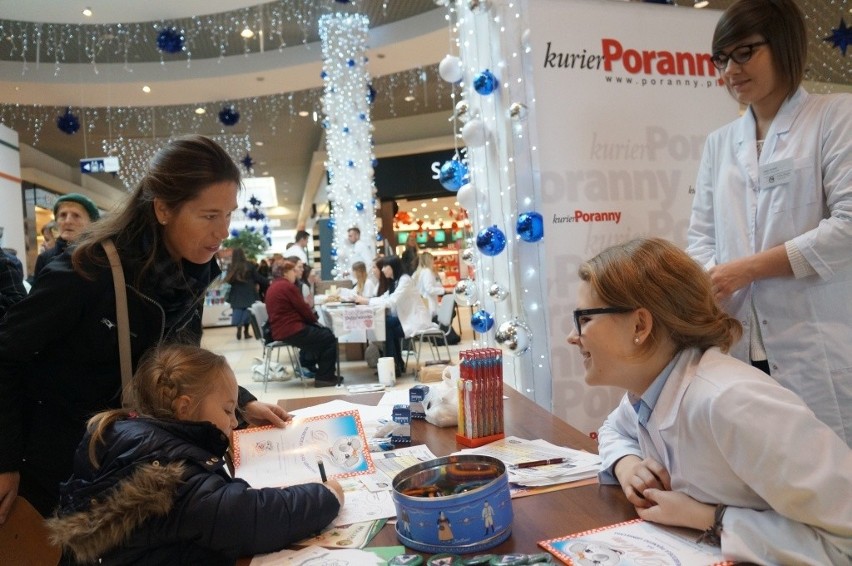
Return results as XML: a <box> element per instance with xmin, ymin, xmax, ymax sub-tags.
<box><xmin>414</xmin><ymin>252</ymin><xmax>445</xmax><ymax>320</ymax></box>
<box><xmin>568</xmin><ymin>238</ymin><xmax>851</xmax><ymax>565</ymax></box>
<box><xmin>355</xmin><ymin>256</ymin><xmax>431</xmax><ymax>377</ymax></box>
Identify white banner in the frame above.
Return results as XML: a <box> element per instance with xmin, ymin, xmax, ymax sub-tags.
<box><xmin>528</xmin><ymin>0</ymin><xmax>738</xmax><ymax>435</ymax></box>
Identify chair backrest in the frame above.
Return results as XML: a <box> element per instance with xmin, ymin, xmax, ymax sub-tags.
<box><xmin>250</xmin><ymin>301</ymin><xmax>269</xmax><ymax>327</ymax></box>
<box><xmin>0</xmin><ymin>497</ymin><xmax>61</xmax><ymax>566</ymax></box>
<box><xmin>436</xmin><ymin>294</ymin><xmax>456</xmax><ymax>327</ymax></box>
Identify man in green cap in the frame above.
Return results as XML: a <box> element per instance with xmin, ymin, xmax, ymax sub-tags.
<box><xmin>32</xmin><ymin>193</ymin><xmax>100</xmax><ymax>281</ymax></box>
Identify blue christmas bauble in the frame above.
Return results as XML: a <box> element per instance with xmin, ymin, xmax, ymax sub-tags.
<box><xmin>156</xmin><ymin>28</ymin><xmax>185</xmax><ymax>54</ymax></box>
<box><xmin>320</xmin><ymin>70</ymin><xmax>328</xmax><ymax>80</ymax></box>
<box><xmin>438</xmin><ymin>159</ymin><xmax>468</xmax><ymax>192</ymax></box>
<box><xmin>516</xmin><ymin>211</ymin><xmax>544</xmax><ymax>242</ymax></box>
<box><xmin>355</xmin><ymin>201</ymin><xmax>365</xmax><ymax>212</ymax></box>
<box><xmin>376</xmin><ymin>233</ymin><xmax>383</xmax><ymax>241</ymax></box>
<box><xmin>331</xmin><ymin>247</ymin><xmax>338</xmax><ymax>257</ymax></box>
<box><xmin>56</xmin><ymin>107</ymin><xmax>80</xmax><ymax>135</ymax></box>
<box><xmin>473</xmin><ymin>69</ymin><xmax>498</xmax><ymax>95</ymax></box>
<box><xmin>347</xmin><ymin>58</ymin><xmax>356</xmax><ymax>67</ymax></box>
<box><xmin>328</xmin><ymin>218</ymin><xmax>336</xmax><ymax>229</ymax></box>
<box><xmin>367</xmin><ymin>84</ymin><xmax>376</xmax><ymax>104</ymax></box>
<box><xmin>218</xmin><ymin>106</ymin><xmax>240</xmax><ymax>126</ymax></box>
<box><xmin>471</xmin><ymin>309</ymin><xmax>495</xmax><ymax>333</ymax></box>
<box><xmin>476</xmin><ymin>225</ymin><xmax>507</xmax><ymax>256</ymax></box>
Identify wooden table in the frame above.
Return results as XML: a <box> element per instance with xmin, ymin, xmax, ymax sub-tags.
<box><xmin>275</xmin><ymin>386</ymin><xmax>638</xmax><ymax>556</ymax></box>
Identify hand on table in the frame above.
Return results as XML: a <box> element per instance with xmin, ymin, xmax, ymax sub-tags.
<box><xmin>637</xmin><ymin>489</ymin><xmax>715</xmax><ymax>532</ymax></box>
<box><xmin>614</xmin><ymin>455</ymin><xmax>671</xmax><ymax>508</ymax></box>
<box><xmin>241</xmin><ymin>401</ymin><xmax>292</xmax><ymax>428</ymax></box>
<box><xmin>0</xmin><ymin>471</ymin><xmax>20</xmax><ymax>525</ymax></box>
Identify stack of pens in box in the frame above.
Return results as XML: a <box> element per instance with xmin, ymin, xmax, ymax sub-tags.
<box><xmin>455</xmin><ymin>348</ymin><xmax>505</xmax><ymax>447</ymax></box>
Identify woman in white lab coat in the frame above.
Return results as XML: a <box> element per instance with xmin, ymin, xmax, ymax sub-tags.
<box><xmin>355</xmin><ymin>256</ymin><xmax>431</xmax><ymax>377</ymax></box>
<box><xmin>414</xmin><ymin>252</ymin><xmax>445</xmax><ymax>320</ymax></box>
<box><xmin>686</xmin><ymin>0</ymin><xmax>852</xmax><ymax>445</ymax></box>
<box><xmin>568</xmin><ymin>237</ymin><xmax>851</xmax><ymax>565</ymax></box>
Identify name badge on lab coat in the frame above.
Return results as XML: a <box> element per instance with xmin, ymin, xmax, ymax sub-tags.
<box><xmin>759</xmin><ymin>158</ymin><xmax>794</xmax><ymax>188</ymax></box>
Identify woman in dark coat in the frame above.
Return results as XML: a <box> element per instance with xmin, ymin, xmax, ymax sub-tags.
<box><xmin>0</xmin><ymin>136</ymin><xmax>289</xmax><ymax>523</ymax></box>
<box><xmin>224</xmin><ymin>247</ymin><xmax>268</xmax><ymax>339</ymax></box>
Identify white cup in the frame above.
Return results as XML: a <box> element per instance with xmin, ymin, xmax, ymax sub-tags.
<box><xmin>377</xmin><ymin>357</ymin><xmax>396</xmax><ymax>386</ymax></box>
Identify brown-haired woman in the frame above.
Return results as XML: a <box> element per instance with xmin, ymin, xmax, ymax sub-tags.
<box><xmin>0</xmin><ymin>135</ymin><xmax>289</xmax><ymax>523</ymax></box>
<box><xmin>569</xmin><ymin>238</ymin><xmax>851</xmax><ymax>564</ymax></box>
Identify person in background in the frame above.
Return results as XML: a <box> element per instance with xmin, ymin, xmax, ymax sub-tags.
<box><xmin>400</xmin><ymin>242</ymin><xmax>419</xmax><ymax>276</ymax></box>
<box><xmin>33</xmin><ymin>193</ymin><xmax>100</xmax><ymax>281</ymax></box>
<box><xmin>414</xmin><ymin>252</ymin><xmax>445</xmax><ymax>320</ymax></box>
<box><xmin>265</xmin><ymin>260</ymin><xmax>341</xmax><ymax>388</ymax></box>
<box><xmin>0</xmin><ymin>249</ymin><xmax>26</xmax><ymax>318</ymax></box>
<box><xmin>686</xmin><ymin>0</ymin><xmax>852</xmax><ymax>445</ymax></box>
<box><xmin>40</xmin><ymin>221</ymin><xmax>58</xmax><ymax>254</ymax></box>
<box><xmin>0</xmin><ymin>136</ymin><xmax>288</xmax><ymax>523</ymax></box>
<box><xmin>224</xmin><ymin>247</ymin><xmax>268</xmax><ymax>340</ymax></box>
<box><xmin>355</xmin><ymin>256</ymin><xmax>431</xmax><ymax>377</ymax></box>
<box><xmin>349</xmin><ymin>261</ymin><xmax>369</xmax><ymax>297</ymax></box>
<box><xmin>258</xmin><ymin>258</ymin><xmax>270</xmax><ymax>279</ymax></box>
<box><xmin>288</xmin><ymin>230</ymin><xmax>310</xmax><ymax>265</ymax></box>
<box><xmin>568</xmin><ymin>238</ymin><xmax>851</xmax><ymax>564</ymax></box>
<box><xmin>47</xmin><ymin>344</ymin><xmax>343</xmax><ymax>564</ymax></box>
<box><xmin>300</xmin><ymin>264</ymin><xmax>318</xmax><ymax>309</ymax></box>
<box><xmin>343</xmin><ymin>227</ymin><xmax>375</xmax><ymax>279</ymax></box>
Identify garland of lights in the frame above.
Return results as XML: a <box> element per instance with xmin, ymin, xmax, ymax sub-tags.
<box><xmin>0</xmin><ymin>66</ymin><xmax>450</xmax><ymax>191</ymax></box>
<box><xmin>319</xmin><ymin>13</ymin><xmax>377</xmax><ymax>279</ymax></box>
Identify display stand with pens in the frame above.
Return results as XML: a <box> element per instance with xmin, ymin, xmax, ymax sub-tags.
<box><xmin>455</xmin><ymin>348</ymin><xmax>505</xmax><ymax>447</ymax></box>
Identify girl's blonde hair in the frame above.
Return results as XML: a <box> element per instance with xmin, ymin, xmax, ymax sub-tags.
<box><xmin>86</xmin><ymin>345</ymin><xmax>231</xmax><ymax>466</ymax></box>
<box><xmin>579</xmin><ymin>238</ymin><xmax>742</xmax><ymax>355</ymax></box>
<box><xmin>351</xmin><ymin>261</ymin><xmax>367</xmax><ymax>295</ymax></box>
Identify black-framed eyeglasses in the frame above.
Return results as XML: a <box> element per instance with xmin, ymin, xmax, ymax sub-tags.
<box><xmin>573</xmin><ymin>307</ymin><xmax>635</xmax><ymax>336</ymax></box>
<box><xmin>711</xmin><ymin>40</ymin><xmax>768</xmax><ymax>71</ymax></box>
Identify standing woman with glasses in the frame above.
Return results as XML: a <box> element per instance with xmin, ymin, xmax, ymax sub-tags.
<box><xmin>686</xmin><ymin>0</ymin><xmax>852</xmax><ymax>445</ymax></box>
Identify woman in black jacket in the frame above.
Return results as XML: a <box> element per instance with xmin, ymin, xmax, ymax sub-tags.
<box><xmin>0</xmin><ymin>136</ymin><xmax>289</xmax><ymax>523</ymax></box>
<box><xmin>224</xmin><ymin>247</ymin><xmax>268</xmax><ymax>339</ymax></box>
<box><xmin>47</xmin><ymin>345</ymin><xmax>342</xmax><ymax>565</ymax></box>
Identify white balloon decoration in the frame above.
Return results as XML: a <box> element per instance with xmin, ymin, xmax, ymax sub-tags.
<box><xmin>456</xmin><ymin>182</ymin><xmax>476</xmax><ymax>211</ymax></box>
<box><xmin>439</xmin><ymin>55</ymin><xmax>464</xmax><ymax>83</ymax></box>
<box><xmin>461</xmin><ymin>118</ymin><xmax>487</xmax><ymax>148</ymax></box>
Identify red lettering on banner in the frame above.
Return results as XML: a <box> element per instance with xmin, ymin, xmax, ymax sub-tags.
<box><xmin>601</xmin><ymin>38</ymin><xmax>717</xmax><ymax>78</ymax></box>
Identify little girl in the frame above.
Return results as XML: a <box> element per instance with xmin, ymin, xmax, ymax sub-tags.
<box><xmin>47</xmin><ymin>345</ymin><xmax>344</xmax><ymax>565</ymax></box>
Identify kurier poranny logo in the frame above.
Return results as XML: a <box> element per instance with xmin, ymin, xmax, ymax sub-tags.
<box><xmin>543</xmin><ymin>38</ymin><xmax>724</xmax><ymax>88</ymax></box>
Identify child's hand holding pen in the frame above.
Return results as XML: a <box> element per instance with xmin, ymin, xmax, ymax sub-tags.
<box><xmin>318</xmin><ymin>460</ymin><xmax>345</xmax><ymax>506</ymax></box>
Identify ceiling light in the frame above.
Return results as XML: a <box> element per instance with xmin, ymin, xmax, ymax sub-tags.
<box><xmin>404</xmin><ymin>95</ymin><xmax>416</xmax><ymax>102</ymax></box>
<box><xmin>194</xmin><ymin>107</ymin><xmax>206</xmax><ymax>115</ymax></box>
<box><xmin>298</xmin><ymin>110</ymin><xmax>310</xmax><ymax>117</ymax></box>
<box><xmin>431</xmin><ymin>198</ymin><xmax>438</xmax><ymax>202</ymax></box>
<box><xmin>142</xmin><ymin>85</ymin><xmax>151</xmax><ymax>93</ymax></box>
<box><xmin>255</xmin><ymin>141</ymin><xmax>264</xmax><ymax>146</ymax></box>
<box><xmin>694</xmin><ymin>0</ymin><xmax>709</xmax><ymax>7</ymax></box>
<box><xmin>82</xmin><ymin>8</ymin><xmax>93</xmax><ymax>17</ymax></box>
<box><xmin>240</xmin><ymin>27</ymin><xmax>255</xmax><ymax>39</ymax></box>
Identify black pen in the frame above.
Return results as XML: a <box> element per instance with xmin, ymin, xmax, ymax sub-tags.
<box><xmin>317</xmin><ymin>460</ymin><xmax>328</xmax><ymax>482</ymax></box>
<box><xmin>510</xmin><ymin>457</ymin><xmax>567</xmax><ymax>469</ymax></box>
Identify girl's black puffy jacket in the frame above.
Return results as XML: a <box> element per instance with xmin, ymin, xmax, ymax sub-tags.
<box><xmin>48</xmin><ymin>417</ymin><xmax>340</xmax><ymax>565</ymax></box>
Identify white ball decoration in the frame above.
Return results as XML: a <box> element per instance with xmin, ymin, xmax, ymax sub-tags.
<box><xmin>456</xmin><ymin>182</ymin><xmax>476</xmax><ymax>211</ymax></box>
<box><xmin>460</xmin><ymin>247</ymin><xmax>476</xmax><ymax>265</ymax></box>
<box><xmin>461</xmin><ymin>119</ymin><xmax>487</xmax><ymax>148</ymax></box>
<box><xmin>508</xmin><ymin>102</ymin><xmax>528</xmax><ymax>121</ymax></box>
<box><xmin>488</xmin><ymin>283</ymin><xmax>509</xmax><ymax>302</ymax></box>
<box><xmin>495</xmin><ymin>319</ymin><xmax>532</xmax><ymax>356</ymax></box>
<box><xmin>439</xmin><ymin>55</ymin><xmax>464</xmax><ymax>83</ymax></box>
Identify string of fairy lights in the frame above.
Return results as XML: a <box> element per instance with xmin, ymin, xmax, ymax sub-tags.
<box><xmin>318</xmin><ymin>13</ymin><xmax>379</xmax><ymax>279</ymax></box>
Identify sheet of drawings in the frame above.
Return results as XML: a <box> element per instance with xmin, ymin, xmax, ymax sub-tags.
<box><xmin>250</xmin><ymin>544</ymin><xmax>389</xmax><ymax>566</ymax></box>
<box><xmin>232</xmin><ymin>411</ymin><xmax>374</xmax><ymax>488</ymax></box>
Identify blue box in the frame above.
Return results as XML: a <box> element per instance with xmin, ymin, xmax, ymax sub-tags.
<box><xmin>392</xmin><ymin>404</ymin><xmax>411</xmax><ymax>444</ymax></box>
<box><xmin>409</xmin><ymin>385</ymin><xmax>430</xmax><ymax>419</ymax></box>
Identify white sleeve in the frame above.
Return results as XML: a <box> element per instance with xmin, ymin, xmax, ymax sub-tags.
<box><xmin>708</xmin><ymin>382</ymin><xmax>852</xmax><ymax>564</ymax></box>
<box><xmin>597</xmin><ymin>395</ymin><xmax>642</xmax><ymax>485</ymax></box>
<box><xmin>791</xmin><ymin>96</ymin><xmax>852</xmax><ymax>280</ymax></box>
<box><xmin>686</xmin><ymin>136</ymin><xmax>719</xmax><ymax>270</ymax></box>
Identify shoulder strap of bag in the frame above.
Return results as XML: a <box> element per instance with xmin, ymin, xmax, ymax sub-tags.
<box><xmin>102</xmin><ymin>239</ymin><xmax>133</xmax><ymax>405</ymax></box>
